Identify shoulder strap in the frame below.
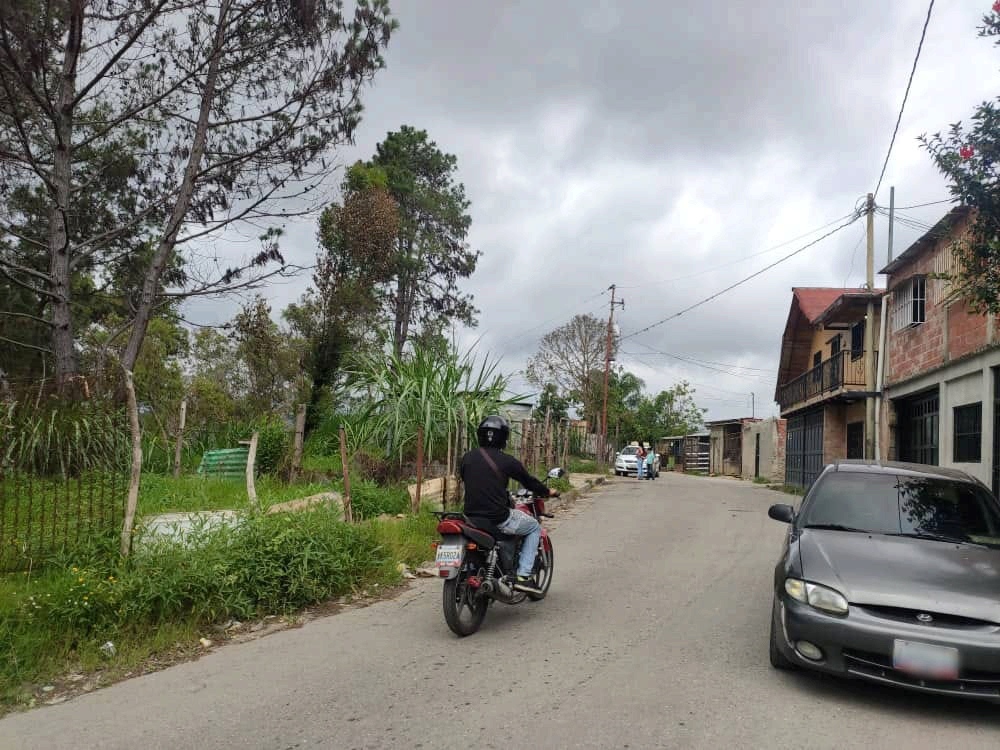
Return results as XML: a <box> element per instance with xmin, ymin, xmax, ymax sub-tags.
<box><xmin>478</xmin><ymin>447</ymin><xmax>505</xmax><ymax>482</ymax></box>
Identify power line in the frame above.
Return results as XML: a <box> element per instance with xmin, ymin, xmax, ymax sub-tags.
<box><xmin>620</xmin><ymin>211</ymin><xmax>863</xmax><ymax>342</ymax></box>
<box><xmin>887</xmin><ymin>198</ymin><xmax>953</xmax><ymax>210</ymax></box>
<box><xmin>873</xmin><ymin>0</ymin><xmax>935</xmax><ymax>199</ymax></box>
<box><xmin>843</xmin><ymin>225</ymin><xmax>867</xmax><ymax>288</ymax></box>
<box><xmin>620</xmin><ymin>343</ymin><xmax>776</xmax><ymax>380</ymax></box>
<box><xmin>618</xmin><ymin>210</ymin><xmax>859</xmax><ymax>290</ymax></box>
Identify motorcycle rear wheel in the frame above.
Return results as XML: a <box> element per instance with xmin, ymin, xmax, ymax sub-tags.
<box><xmin>443</xmin><ymin>574</ymin><xmax>489</xmax><ymax>636</ymax></box>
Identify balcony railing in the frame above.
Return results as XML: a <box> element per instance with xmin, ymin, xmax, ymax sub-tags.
<box><xmin>777</xmin><ymin>349</ymin><xmax>874</xmax><ymax>412</ymax></box>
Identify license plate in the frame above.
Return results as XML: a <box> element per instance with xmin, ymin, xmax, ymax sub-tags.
<box><xmin>892</xmin><ymin>639</ymin><xmax>959</xmax><ymax>680</ymax></box>
<box><xmin>435</xmin><ymin>545</ymin><xmax>462</xmax><ymax>563</ymax></box>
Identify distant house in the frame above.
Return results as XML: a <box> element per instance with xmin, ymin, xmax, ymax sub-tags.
<box><xmin>659</xmin><ymin>431</ymin><xmax>710</xmax><ymax>473</ymax></box>
<box><xmin>774</xmin><ymin>287</ymin><xmax>883</xmax><ymax>487</ymax></box>
<box><xmin>878</xmin><ymin>207</ymin><xmax>1000</xmax><ymax>494</ymax></box>
<box><xmin>741</xmin><ymin>417</ymin><xmax>787</xmax><ymax>483</ymax></box>
<box><xmin>705</xmin><ymin>417</ymin><xmax>759</xmax><ymax>476</ymax></box>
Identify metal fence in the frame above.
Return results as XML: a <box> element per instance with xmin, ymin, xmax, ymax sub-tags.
<box><xmin>1</xmin><ymin>377</ymin><xmax>129</xmax><ymax>571</ymax></box>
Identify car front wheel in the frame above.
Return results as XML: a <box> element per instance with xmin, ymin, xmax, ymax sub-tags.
<box><xmin>769</xmin><ymin>598</ymin><xmax>795</xmax><ymax>670</ymax></box>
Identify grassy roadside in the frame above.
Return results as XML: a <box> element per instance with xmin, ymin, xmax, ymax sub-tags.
<box><xmin>0</xmin><ymin>508</ymin><xmax>438</xmax><ymax>714</ymax></box>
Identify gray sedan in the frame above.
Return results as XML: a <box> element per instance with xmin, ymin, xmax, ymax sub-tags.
<box><xmin>767</xmin><ymin>460</ymin><xmax>1000</xmax><ymax>701</ymax></box>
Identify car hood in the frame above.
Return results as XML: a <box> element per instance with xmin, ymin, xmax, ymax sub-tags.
<box><xmin>799</xmin><ymin>529</ymin><xmax>1000</xmax><ymax>623</ymax></box>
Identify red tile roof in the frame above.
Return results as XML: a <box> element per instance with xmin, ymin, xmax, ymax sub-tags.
<box><xmin>791</xmin><ymin>287</ymin><xmax>860</xmax><ymax>323</ymax></box>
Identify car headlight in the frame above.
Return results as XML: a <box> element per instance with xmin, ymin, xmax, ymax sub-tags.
<box><xmin>784</xmin><ymin>578</ymin><xmax>848</xmax><ymax>615</ymax></box>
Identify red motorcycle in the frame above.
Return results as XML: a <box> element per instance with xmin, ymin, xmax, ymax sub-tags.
<box><xmin>433</xmin><ymin>468</ymin><xmax>563</xmax><ymax>636</ymax></box>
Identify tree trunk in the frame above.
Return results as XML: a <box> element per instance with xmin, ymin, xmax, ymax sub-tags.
<box><xmin>121</xmin><ymin>1</ymin><xmax>230</xmax><ymax>371</ymax></box>
<box><xmin>339</xmin><ymin>426</ymin><xmax>353</xmax><ymax>522</ymax></box>
<box><xmin>49</xmin><ymin>2</ymin><xmax>86</xmax><ymax>388</ymax></box>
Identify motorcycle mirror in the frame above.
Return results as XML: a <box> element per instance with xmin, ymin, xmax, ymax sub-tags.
<box><xmin>547</xmin><ymin>467</ymin><xmax>565</xmax><ymax>478</ymax></box>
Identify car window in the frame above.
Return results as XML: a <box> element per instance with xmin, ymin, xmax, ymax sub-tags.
<box><xmin>798</xmin><ymin>472</ymin><xmax>1000</xmax><ymax>543</ymax></box>
<box><xmin>621</xmin><ymin>447</ymin><xmax>638</xmax><ymax>455</ymax></box>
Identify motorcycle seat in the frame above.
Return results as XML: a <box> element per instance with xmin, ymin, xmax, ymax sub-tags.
<box><xmin>464</xmin><ymin>517</ymin><xmax>520</xmax><ymax>549</ymax></box>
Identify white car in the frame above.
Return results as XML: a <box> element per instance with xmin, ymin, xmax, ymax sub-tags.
<box><xmin>614</xmin><ymin>445</ymin><xmax>660</xmax><ymax>477</ymax></box>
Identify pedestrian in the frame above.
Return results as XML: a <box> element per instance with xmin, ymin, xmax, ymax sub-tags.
<box><xmin>645</xmin><ymin>445</ymin><xmax>656</xmax><ymax>480</ymax></box>
<box><xmin>636</xmin><ymin>444</ymin><xmax>645</xmax><ymax>480</ymax></box>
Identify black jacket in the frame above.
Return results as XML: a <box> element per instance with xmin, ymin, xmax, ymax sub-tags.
<box><xmin>459</xmin><ymin>447</ymin><xmax>550</xmax><ymax>524</ymax></box>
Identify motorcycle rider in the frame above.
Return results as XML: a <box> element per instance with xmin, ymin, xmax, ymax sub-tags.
<box><xmin>459</xmin><ymin>415</ymin><xmax>558</xmax><ymax>596</ymax></box>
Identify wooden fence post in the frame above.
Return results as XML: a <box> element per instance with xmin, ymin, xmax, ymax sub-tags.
<box><xmin>120</xmin><ymin>370</ymin><xmax>143</xmax><ymax>558</ymax></box>
<box><xmin>289</xmin><ymin>403</ymin><xmax>307</xmax><ymax>482</ymax></box>
<box><xmin>339</xmin><ymin>426</ymin><xmax>353</xmax><ymax>522</ymax></box>
<box><xmin>562</xmin><ymin>421</ymin><xmax>570</xmax><ymax>468</ymax></box>
<box><xmin>544</xmin><ymin>407</ymin><xmax>553</xmax><ymax>468</ymax></box>
<box><xmin>246</xmin><ymin>431</ymin><xmax>260</xmax><ymax>511</ymax></box>
<box><xmin>414</xmin><ymin>426</ymin><xmax>424</xmax><ymax>514</ymax></box>
<box><xmin>172</xmin><ymin>397</ymin><xmax>187</xmax><ymax>478</ymax></box>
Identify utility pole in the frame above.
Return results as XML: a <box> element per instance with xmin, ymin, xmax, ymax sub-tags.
<box><xmin>750</xmin><ymin>392</ymin><xmax>755</xmax><ymax>419</ymax></box>
<box><xmin>600</xmin><ymin>284</ymin><xmax>624</xmax><ymax>468</ymax></box>
<box><xmin>864</xmin><ymin>193</ymin><xmax>876</xmax><ymax>460</ymax></box>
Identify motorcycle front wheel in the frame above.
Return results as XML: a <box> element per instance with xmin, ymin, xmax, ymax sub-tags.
<box><xmin>442</xmin><ymin>574</ymin><xmax>489</xmax><ymax>637</ymax></box>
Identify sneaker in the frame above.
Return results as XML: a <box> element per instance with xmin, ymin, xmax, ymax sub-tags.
<box><xmin>513</xmin><ymin>576</ymin><xmax>543</xmax><ymax>595</ymax></box>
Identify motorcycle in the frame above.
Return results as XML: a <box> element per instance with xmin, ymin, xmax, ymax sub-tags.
<box><xmin>433</xmin><ymin>467</ymin><xmax>564</xmax><ymax>636</ymax></box>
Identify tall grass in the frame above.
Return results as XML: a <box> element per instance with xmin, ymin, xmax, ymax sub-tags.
<box><xmin>0</xmin><ymin>398</ymin><xmax>128</xmax><ymax>478</ymax></box>
<box><xmin>1</xmin><ymin>508</ymin><xmax>439</xmax><ymax>709</ymax></box>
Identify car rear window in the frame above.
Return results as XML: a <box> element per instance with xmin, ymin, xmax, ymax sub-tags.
<box><xmin>798</xmin><ymin>472</ymin><xmax>1000</xmax><ymax>543</ymax></box>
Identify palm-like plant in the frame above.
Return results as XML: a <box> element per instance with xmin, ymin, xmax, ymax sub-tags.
<box><xmin>346</xmin><ymin>341</ymin><xmax>524</xmax><ymax>467</ymax></box>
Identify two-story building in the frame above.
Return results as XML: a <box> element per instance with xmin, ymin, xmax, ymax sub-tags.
<box><xmin>879</xmin><ymin>207</ymin><xmax>1000</xmax><ymax>495</ymax></box>
<box><xmin>775</xmin><ymin>287</ymin><xmax>883</xmax><ymax>487</ymax></box>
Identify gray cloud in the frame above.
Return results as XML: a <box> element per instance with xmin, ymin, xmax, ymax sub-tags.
<box><xmin>192</xmin><ymin>0</ymin><xmax>999</xmax><ymax>420</ymax></box>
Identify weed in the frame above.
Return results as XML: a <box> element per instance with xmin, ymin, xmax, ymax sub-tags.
<box><xmin>1</xmin><ymin>507</ymin><xmax>440</xmax><ymax>709</ymax></box>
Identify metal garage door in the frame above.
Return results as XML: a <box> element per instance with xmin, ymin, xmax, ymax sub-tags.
<box><xmin>785</xmin><ymin>409</ymin><xmax>824</xmax><ymax>488</ymax></box>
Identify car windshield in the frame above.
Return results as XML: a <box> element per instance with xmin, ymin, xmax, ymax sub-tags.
<box><xmin>798</xmin><ymin>472</ymin><xmax>1000</xmax><ymax>546</ymax></box>
<box><xmin>621</xmin><ymin>447</ymin><xmax>639</xmax><ymax>456</ymax></box>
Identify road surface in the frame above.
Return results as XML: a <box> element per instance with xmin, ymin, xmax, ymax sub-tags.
<box><xmin>3</xmin><ymin>472</ymin><xmax>1000</xmax><ymax>749</ymax></box>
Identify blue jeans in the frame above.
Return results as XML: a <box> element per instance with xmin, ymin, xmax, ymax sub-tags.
<box><xmin>637</xmin><ymin>460</ymin><xmax>645</xmax><ymax>478</ymax></box>
<box><xmin>498</xmin><ymin>508</ymin><xmax>541</xmax><ymax>577</ymax></box>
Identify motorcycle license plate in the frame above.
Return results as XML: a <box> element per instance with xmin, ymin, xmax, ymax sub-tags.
<box><xmin>435</xmin><ymin>545</ymin><xmax>462</xmax><ymax>563</ymax></box>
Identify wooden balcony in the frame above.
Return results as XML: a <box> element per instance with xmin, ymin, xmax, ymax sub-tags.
<box><xmin>777</xmin><ymin>350</ymin><xmax>874</xmax><ymax>413</ymax></box>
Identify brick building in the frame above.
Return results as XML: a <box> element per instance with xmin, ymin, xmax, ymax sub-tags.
<box><xmin>879</xmin><ymin>207</ymin><xmax>1000</xmax><ymax>494</ymax></box>
<box><xmin>774</xmin><ymin>287</ymin><xmax>882</xmax><ymax>487</ymax></box>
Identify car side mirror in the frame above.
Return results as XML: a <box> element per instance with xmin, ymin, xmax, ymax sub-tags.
<box><xmin>768</xmin><ymin>504</ymin><xmax>795</xmax><ymax>524</ymax></box>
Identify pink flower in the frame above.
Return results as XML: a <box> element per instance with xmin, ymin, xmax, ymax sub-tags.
<box><xmin>993</xmin><ymin>0</ymin><xmax>1000</xmax><ymax>13</ymax></box>
<box><xmin>960</xmin><ymin>145</ymin><xmax>975</xmax><ymax>159</ymax></box>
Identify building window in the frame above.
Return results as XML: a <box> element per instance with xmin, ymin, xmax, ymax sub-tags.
<box><xmin>891</xmin><ymin>276</ymin><xmax>927</xmax><ymax>332</ymax></box>
<box><xmin>954</xmin><ymin>402</ymin><xmax>982</xmax><ymax>463</ymax></box>
<box><xmin>897</xmin><ymin>389</ymin><xmax>939</xmax><ymax>466</ymax></box>
<box><xmin>850</xmin><ymin>321</ymin><xmax>864</xmax><ymax>360</ymax></box>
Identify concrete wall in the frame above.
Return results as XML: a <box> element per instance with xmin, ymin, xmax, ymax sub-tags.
<box><xmin>885</xmin><ymin>350</ymin><xmax>999</xmax><ymax>488</ymax></box>
<box><xmin>741</xmin><ymin>418</ymin><xmax>786</xmax><ymax>483</ymax></box>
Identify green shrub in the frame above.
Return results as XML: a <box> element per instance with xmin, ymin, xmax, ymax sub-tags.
<box><xmin>255</xmin><ymin>417</ymin><xmax>290</xmax><ymax>476</ymax></box>
<box><xmin>566</xmin><ymin>457</ymin><xmax>598</xmax><ymax>474</ymax></box>
<box><xmin>548</xmin><ymin>476</ymin><xmax>573</xmax><ymax>494</ymax></box>
<box><xmin>349</xmin><ymin>480</ymin><xmax>410</xmax><ymax>519</ymax></box>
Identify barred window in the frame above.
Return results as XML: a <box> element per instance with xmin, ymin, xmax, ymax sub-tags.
<box><xmin>953</xmin><ymin>402</ymin><xmax>982</xmax><ymax>463</ymax></box>
<box><xmin>891</xmin><ymin>276</ymin><xmax>926</xmax><ymax>332</ymax></box>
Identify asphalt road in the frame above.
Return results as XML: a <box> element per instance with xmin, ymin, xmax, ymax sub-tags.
<box><xmin>4</xmin><ymin>472</ymin><xmax>1000</xmax><ymax>749</ymax></box>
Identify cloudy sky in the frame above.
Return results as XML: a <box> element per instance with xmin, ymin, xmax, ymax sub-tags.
<box><xmin>193</xmin><ymin>1</ymin><xmax>999</xmax><ymax>420</ymax></box>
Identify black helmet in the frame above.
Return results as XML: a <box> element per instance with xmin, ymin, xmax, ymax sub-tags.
<box><xmin>477</xmin><ymin>415</ymin><xmax>510</xmax><ymax>449</ymax></box>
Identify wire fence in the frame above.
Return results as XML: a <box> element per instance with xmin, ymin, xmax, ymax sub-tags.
<box><xmin>1</xmin><ymin>374</ymin><xmax>129</xmax><ymax>572</ymax></box>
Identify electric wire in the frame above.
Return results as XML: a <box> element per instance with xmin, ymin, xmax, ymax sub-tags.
<box><xmin>620</xmin><ymin>211</ymin><xmax>863</xmax><ymax>342</ymax></box>
<box><xmin>873</xmin><ymin>0</ymin><xmax>936</xmax><ymax>199</ymax></box>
